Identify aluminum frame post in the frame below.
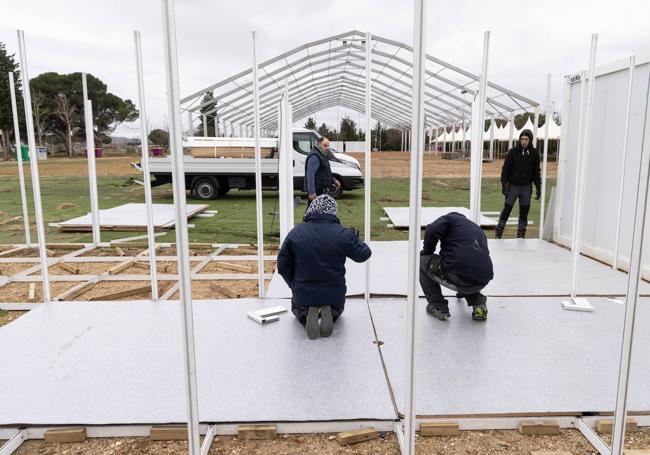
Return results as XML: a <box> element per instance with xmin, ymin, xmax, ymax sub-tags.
<box><xmin>252</xmin><ymin>31</ymin><xmax>265</xmax><ymax>298</ymax></box>
<box><xmin>462</xmin><ymin>119</ymin><xmax>467</xmax><ymax>152</ymax></box>
<box><xmin>214</xmin><ymin>116</ymin><xmax>219</xmax><ymax>137</ymax></box>
<box><xmin>364</xmin><ymin>31</ymin><xmax>372</xmax><ymax>301</ymax></box>
<box><xmin>533</xmin><ymin>105</ymin><xmax>540</xmax><ymax>149</ymax></box>
<box><xmin>8</xmin><ymin>72</ymin><xmax>31</xmax><ymax>246</ymax></box>
<box><xmin>82</xmin><ymin>73</ymin><xmax>101</xmax><ymax>245</ymax></box>
<box><xmin>187</xmin><ymin>111</ymin><xmax>193</xmax><ymax>135</ymax></box>
<box><xmin>404</xmin><ymin>1</ymin><xmax>427</xmax><ymax>453</ymax></box>
<box><xmin>488</xmin><ymin>115</ymin><xmax>495</xmax><ymax>161</ymax></box>
<box><xmin>470</xmin><ymin>31</ymin><xmax>490</xmax><ymax>224</ymax></box>
<box><xmin>508</xmin><ymin>111</ymin><xmax>515</xmax><ymax>149</ymax></box>
<box><xmin>569</xmin><ymin>35</ymin><xmax>597</xmax><ymax>301</ymax></box>
<box><xmin>613</xmin><ymin>56</ymin><xmax>636</xmax><ymax>270</ymax></box>
<box><xmin>278</xmin><ymin>80</ymin><xmax>294</xmax><ymax>244</ymax></box>
<box><xmin>539</xmin><ymin>73</ymin><xmax>552</xmax><ymax>240</ymax></box>
<box><xmin>134</xmin><ymin>30</ymin><xmax>159</xmax><ymax>300</ymax></box>
<box><xmin>17</xmin><ymin>30</ymin><xmax>50</xmax><ymax>303</ymax></box>
<box><xmin>160</xmin><ymin>1</ymin><xmax>201</xmax><ymax>452</ymax></box>
<box><xmin>202</xmin><ymin>114</ymin><xmax>208</xmax><ymax>136</ymax></box>
<box><xmin>611</xmin><ymin>68</ymin><xmax>650</xmax><ymax>455</ymax></box>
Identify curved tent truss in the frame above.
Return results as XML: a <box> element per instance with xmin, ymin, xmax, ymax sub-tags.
<box><xmin>180</xmin><ymin>30</ymin><xmax>538</xmax><ymax>134</ymax></box>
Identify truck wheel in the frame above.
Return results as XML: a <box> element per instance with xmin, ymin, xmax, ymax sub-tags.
<box><xmin>326</xmin><ymin>176</ymin><xmax>343</xmax><ymax>199</ymax></box>
<box><xmin>192</xmin><ymin>178</ymin><xmax>219</xmax><ymax>200</ymax></box>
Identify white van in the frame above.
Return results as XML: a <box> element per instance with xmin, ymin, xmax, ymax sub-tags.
<box><xmin>134</xmin><ymin>128</ymin><xmax>364</xmax><ymax>200</ymax></box>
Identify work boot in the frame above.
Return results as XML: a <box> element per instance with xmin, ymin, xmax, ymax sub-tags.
<box><xmin>517</xmin><ymin>229</ymin><xmax>526</xmax><ymax>239</ymax></box>
<box><xmin>319</xmin><ymin>305</ymin><xmax>333</xmax><ymax>337</ymax></box>
<box><xmin>426</xmin><ymin>300</ymin><xmax>450</xmax><ymax>321</ymax></box>
<box><xmin>472</xmin><ymin>303</ymin><xmax>488</xmax><ymax>321</ymax></box>
<box><xmin>495</xmin><ymin>222</ymin><xmax>505</xmax><ymax>239</ymax></box>
<box><xmin>455</xmin><ymin>292</ymin><xmax>465</xmax><ymax>299</ymax></box>
<box><xmin>306</xmin><ymin>306</ymin><xmax>320</xmax><ymax>339</ymax></box>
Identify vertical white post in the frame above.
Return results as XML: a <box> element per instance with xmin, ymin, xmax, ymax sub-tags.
<box><xmin>433</xmin><ymin>125</ymin><xmax>438</xmax><ymax>151</ymax></box>
<box><xmin>451</xmin><ymin>122</ymin><xmax>456</xmax><ymax>154</ymax></box>
<box><xmin>462</xmin><ymin>119</ymin><xmax>467</xmax><ymax>151</ymax></box>
<box><xmin>532</xmin><ymin>105</ymin><xmax>540</xmax><ymax>149</ymax></box>
<box><xmin>278</xmin><ymin>80</ymin><xmax>294</xmax><ymax>244</ymax></box>
<box><xmin>428</xmin><ymin>126</ymin><xmax>432</xmax><ymax>152</ymax></box>
<box><xmin>404</xmin><ymin>0</ymin><xmax>426</xmax><ymax>453</ymax></box>
<box><xmin>569</xmin><ymin>35</ymin><xmax>597</xmax><ymax>301</ymax></box>
<box><xmin>134</xmin><ymin>30</ymin><xmax>159</xmax><ymax>300</ymax></box>
<box><xmin>470</xmin><ymin>31</ymin><xmax>490</xmax><ymax>224</ymax></box>
<box><xmin>187</xmin><ymin>111</ymin><xmax>192</xmax><ymax>135</ymax></box>
<box><xmin>508</xmin><ymin>110</ymin><xmax>515</xmax><ymax>150</ymax></box>
<box><xmin>611</xmin><ymin>68</ymin><xmax>650</xmax><ymax>455</ymax></box>
<box><xmin>17</xmin><ymin>30</ymin><xmax>50</xmax><ymax>303</ymax></box>
<box><xmin>613</xmin><ymin>56</ymin><xmax>636</xmax><ymax>269</ymax></box>
<box><xmin>252</xmin><ymin>31</ymin><xmax>265</xmax><ymax>298</ymax></box>
<box><xmin>364</xmin><ymin>32</ymin><xmax>372</xmax><ymax>301</ymax></box>
<box><xmin>488</xmin><ymin>115</ymin><xmax>495</xmax><ymax>160</ymax></box>
<box><xmin>160</xmin><ymin>1</ymin><xmax>201</xmax><ymax>452</ymax></box>
<box><xmin>8</xmin><ymin>72</ymin><xmax>31</xmax><ymax>246</ymax></box>
<box><xmin>214</xmin><ymin>116</ymin><xmax>219</xmax><ymax>137</ymax></box>
<box><xmin>202</xmin><ymin>114</ymin><xmax>208</xmax><ymax>137</ymax></box>
<box><xmin>539</xmin><ymin>73</ymin><xmax>552</xmax><ymax>240</ymax></box>
<box><xmin>82</xmin><ymin>73</ymin><xmax>101</xmax><ymax>245</ymax></box>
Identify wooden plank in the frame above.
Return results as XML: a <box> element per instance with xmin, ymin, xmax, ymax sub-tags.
<box><xmin>237</xmin><ymin>425</ymin><xmax>277</xmax><ymax>440</ymax></box>
<box><xmin>530</xmin><ymin>452</ymin><xmax>573</xmax><ymax>455</ymax></box>
<box><xmin>337</xmin><ymin>428</ymin><xmax>378</xmax><ymax>446</ymax></box>
<box><xmin>115</xmin><ymin>246</ymin><xmax>126</xmax><ymax>257</ymax></box>
<box><xmin>624</xmin><ymin>450</ymin><xmax>650</xmax><ymax>455</ymax></box>
<box><xmin>55</xmin><ymin>281</ymin><xmax>97</xmax><ymax>301</ymax></box>
<box><xmin>518</xmin><ymin>420</ymin><xmax>560</xmax><ymax>435</ymax></box>
<box><xmin>0</xmin><ymin>247</ymin><xmax>25</xmax><ymax>258</ymax></box>
<box><xmin>46</xmin><ymin>243</ymin><xmax>85</xmax><ymax>249</ymax></box>
<box><xmin>215</xmin><ymin>261</ymin><xmax>254</xmax><ymax>273</ymax></box>
<box><xmin>596</xmin><ymin>417</ymin><xmax>638</xmax><ymax>434</ymax></box>
<box><xmin>107</xmin><ymin>259</ymin><xmax>136</xmax><ymax>275</ymax></box>
<box><xmin>210</xmin><ymin>283</ymin><xmax>239</xmax><ymax>299</ymax></box>
<box><xmin>91</xmin><ymin>284</ymin><xmax>151</xmax><ymax>301</ymax></box>
<box><xmin>44</xmin><ymin>428</ymin><xmax>87</xmax><ymax>443</ymax></box>
<box><xmin>150</xmin><ymin>425</ymin><xmax>187</xmax><ymax>441</ymax></box>
<box><xmin>141</xmin><ymin>245</ymin><xmax>161</xmax><ymax>256</ymax></box>
<box><xmin>420</xmin><ymin>421</ymin><xmax>460</xmax><ymax>436</ymax></box>
<box><xmin>58</xmin><ymin>262</ymin><xmax>80</xmax><ymax>274</ymax></box>
<box><xmin>27</xmin><ymin>283</ymin><xmax>36</xmax><ymax>302</ymax></box>
<box><xmin>132</xmin><ymin>261</ymin><xmax>151</xmax><ymax>270</ymax></box>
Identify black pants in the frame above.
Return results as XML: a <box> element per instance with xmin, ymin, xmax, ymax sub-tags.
<box><xmin>419</xmin><ymin>254</ymin><xmax>487</xmax><ymax>311</ymax></box>
<box><xmin>291</xmin><ymin>301</ymin><xmax>345</xmax><ymax>325</ymax></box>
<box><xmin>498</xmin><ymin>184</ymin><xmax>532</xmax><ymax>236</ymax></box>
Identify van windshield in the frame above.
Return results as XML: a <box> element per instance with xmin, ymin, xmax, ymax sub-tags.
<box><xmin>293</xmin><ymin>133</ymin><xmax>315</xmax><ymax>155</ymax></box>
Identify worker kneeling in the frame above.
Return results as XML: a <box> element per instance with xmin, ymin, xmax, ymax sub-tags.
<box><xmin>420</xmin><ymin>212</ymin><xmax>494</xmax><ymax>321</ymax></box>
<box><xmin>278</xmin><ymin>195</ymin><xmax>372</xmax><ymax>339</ymax></box>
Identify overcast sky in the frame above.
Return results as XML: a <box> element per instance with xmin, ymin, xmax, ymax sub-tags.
<box><xmin>2</xmin><ymin>0</ymin><xmax>649</xmax><ymax>137</ymax></box>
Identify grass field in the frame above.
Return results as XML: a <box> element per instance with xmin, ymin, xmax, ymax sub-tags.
<box><xmin>0</xmin><ymin>165</ymin><xmax>555</xmax><ymax>246</ymax></box>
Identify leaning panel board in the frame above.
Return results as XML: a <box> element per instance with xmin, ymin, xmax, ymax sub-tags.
<box><xmin>0</xmin><ymin>299</ymin><xmax>395</xmax><ymax>424</ymax></box>
<box><xmin>383</xmin><ymin>207</ymin><xmax>497</xmax><ymax>228</ymax></box>
<box><xmin>369</xmin><ymin>297</ymin><xmax>650</xmax><ymax>416</ymax></box>
<box><xmin>266</xmin><ymin>240</ymin><xmax>650</xmax><ymax>298</ymax></box>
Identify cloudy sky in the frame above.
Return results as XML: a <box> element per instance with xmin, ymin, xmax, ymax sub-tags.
<box><xmin>1</xmin><ymin>0</ymin><xmax>649</xmax><ymax>137</ymax></box>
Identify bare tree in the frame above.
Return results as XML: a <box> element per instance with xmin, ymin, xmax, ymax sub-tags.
<box><xmin>32</xmin><ymin>90</ymin><xmax>49</xmax><ymax>147</ymax></box>
<box><xmin>55</xmin><ymin>93</ymin><xmax>77</xmax><ymax>158</ymax></box>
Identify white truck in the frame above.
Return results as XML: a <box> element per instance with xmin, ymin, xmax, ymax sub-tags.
<box><xmin>133</xmin><ymin>128</ymin><xmax>364</xmax><ymax>200</ymax></box>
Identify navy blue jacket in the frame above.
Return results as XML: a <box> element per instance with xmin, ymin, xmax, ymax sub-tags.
<box><xmin>278</xmin><ymin>213</ymin><xmax>371</xmax><ymax>306</ymax></box>
<box><xmin>421</xmin><ymin>212</ymin><xmax>494</xmax><ymax>285</ymax></box>
<box><xmin>303</xmin><ymin>146</ymin><xmax>333</xmax><ymax>194</ymax></box>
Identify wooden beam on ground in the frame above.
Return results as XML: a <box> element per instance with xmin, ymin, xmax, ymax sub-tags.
<box><xmin>530</xmin><ymin>452</ymin><xmax>573</xmax><ymax>455</ymax></box>
<box><xmin>210</xmin><ymin>283</ymin><xmax>239</xmax><ymax>299</ymax></box>
<box><xmin>27</xmin><ymin>283</ymin><xmax>36</xmax><ymax>302</ymax></box>
<box><xmin>420</xmin><ymin>422</ymin><xmax>460</xmax><ymax>436</ymax></box>
<box><xmin>337</xmin><ymin>428</ymin><xmax>378</xmax><ymax>446</ymax></box>
<box><xmin>150</xmin><ymin>426</ymin><xmax>187</xmax><ymax>441</ymax></box>
<box><xmin>107</xmin><ymin>259</ymin><xmax>136</xmax><ymax>275</ymax></box>
<box><xmin>55</xmin><ymin>281</ymin><xmax>98</xmax><ymax>301</ymax></box>
<box><xmin>132</xmin><ymin>261</ymin><xmax>150</xmax><ymax>270</ymax></box>
<box><xmin>215</xmin><ymin>261</ymin><xmax>254</xmax><ymax>273</ymax></box>
<box><xmin>44</xmin><ymin>428</ymin><xmax>87</xmax><ymax>443</ymax></box>
<box><xmin>518</xmin><ymin>420</ymin><xmax>560</xmax><ymax>435</ymax></box>
<box><xmin>0</xmin><ymin>247</ymin><xmax>25</xmax><ymax>258</ymax></box>
<box><xmin>237</xmin><ymin>425</ymin><xmax>277</xmax><ymax>440</ymax></box>
<box><xmin>596</xmin><ymin>417</ymin><xmax>638</xmax><ymax>434</ymax></box>
<box><xmin>91</xmin><ymin>284</ymin><xmax>151</xmax><ymax>301</ymax></box>
<box><xmin>58</xmin><ymin>262</ymin><xmax>80</xmax><ymax>274</ymax></box>
<box><xmin>46</xmin><ymin>243</ymin><xmax>85</xmax><ymax>249</ymax></box>
<box><xmin>141</xmin><ymin>245</ymin><xmax>160</xmax><ymax>256</ymax></box>
<box><xmin>115</xmin><ymin>246</ymin><xmax>126</xmax><ymax>257</ymax></box>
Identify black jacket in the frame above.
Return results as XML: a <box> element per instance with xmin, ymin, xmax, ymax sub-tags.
<box><xmin>303</xmin><ymin>146</ymin><xmax>333</xmax><ymax>193</ymax></box>
<box><xmin>421</xmin><ymin>212</ymin><xmax>494</xmax><ymax>285</ymax></box>
<box><xmin>277</xmin><ymin>213</ymin><xmax>371</xmax><ymax>306</ymax></box>
<box><xmin>501</xmin><ymin>145</ymin><xmax>541</xmax><ymax>188</ymax></box>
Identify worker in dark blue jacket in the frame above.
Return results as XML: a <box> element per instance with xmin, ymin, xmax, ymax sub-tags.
<box><xmin>278</xmin><ymin>195</ymin><xmax>372</xmax><ymax>339</ymax></box>
<box><xmin>420</xmin><ymin>212</ymin><xmax>494</xmax><ymax>321</ymax></box>
<box><xmin>303</xmin><ymin>137</ymin><xmax>338</xmax><ymax>203</ymax></box>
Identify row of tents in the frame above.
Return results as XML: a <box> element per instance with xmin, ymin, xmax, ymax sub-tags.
<box><xmin>432</xmin><ymin>117</ymin><xmax>562</xmax><ymax>143</ymax></box>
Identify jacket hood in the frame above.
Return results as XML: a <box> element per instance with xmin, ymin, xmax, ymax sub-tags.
<box><xmin>519</xmin><ymin>129</ymin><xmax>534</xmax><ymax>149</ymax></box>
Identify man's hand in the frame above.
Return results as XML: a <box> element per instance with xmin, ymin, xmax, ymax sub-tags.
<box><xmin>333</xmin><ymin>179</ymin><xmax>341</xmax><ymax>189</ymax></box>
<box><xmin>350</xmin><ymin>227</ymin><xmax>360</xmax><ymax>238</ymax></box>
<box><xmin>535</xmin><ymin>185</ymin><xmax>541</xmax><ymax>200</ymax></box>
<box><xmin>501</xmin><ymin>182</ymin><xmax>509</xmax><ymax>196</ymax></box>
<box><xmin>308</xmin><ymin>193</ymin><xmax>316</xmax><ymax>201</ymax></box>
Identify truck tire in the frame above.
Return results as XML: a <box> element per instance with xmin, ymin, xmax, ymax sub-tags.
<box><xmin>326</xmin><ymin>176</ymin><xmax>344</xmax><ymax>199</ymax></box>
<box><xmin>192</xmin><ymin>178</ymin><xmax>219</xmax><ymax>200</ymax></box>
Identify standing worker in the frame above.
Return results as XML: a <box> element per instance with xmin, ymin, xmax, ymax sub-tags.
<box><xmin>304</xmin><ymin>136</ymin><xmax>338</xmax><ymax>203</ymax></box>
<box><xmin>495</xmin><ymin>128</ymin><xmax>541</xmax><ymax>239</ymax></box>
<box><xmin>420</xmin><ymin>212</ymin><xmax>494</xmax><ymax>321</ymax></box>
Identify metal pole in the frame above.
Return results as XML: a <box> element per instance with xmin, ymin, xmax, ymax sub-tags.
<box><xmin>611</xmin><ymin>68</ymin><xmax>650</xmax><ymax>455</ymax></box>
<box><xmin>160</xmin><ymin>1</ymin><xmax>201</xmax><ymax>452</ymax></box>
<box><xmin>451</xmin><ymin>122</ymin><xmax>457</xmax><ymax>154</ymax></box>
<box><xmin>17</xmin><ymin>30</ymin><xmax>50</xmax><ymax>303</ymax></box>
<box><xmin>364</xmin><ymin>32</ymin><xmax>372</xmax><ymax>301</ymax></box>
<box><xmin>570</xmin><ymin>35</ymin><xmax>598</xmax><ymax>300</ymax></box>
<box><xmin>82</xmin><ymin>73</ymin><xmax>101</xmax><ymax>245</ymax></box>
<box><xmin>252</xmin><ymin>31</ymin><xmax>265</xmax><ymax>298</ymax></box>
<box><xmin>508</xmin><ymin>110</ymin><xmax>515</xmax><ymax>150</ymax></box>
<box><xmin>613</xmin><ymin>56</ymin><xmax>636</xmax><ymax>270</ymax></box>
<box><xmin>278</xmin><ymin>80</ymin><xmax>294</xmax><ymax>243</ymax></box>
<box><xmin>470</xmin><ymin>31</ymin><xmax>490</xmax><ymax>224</ymax></box>
<box><xmin>488</xmin><ymin>115</ymin><xmax>495</xmax><ymax>161</ymax></box>
<box><xmin>8</xmin><ymin>72</ymin><xmax>31</xmax><ymax>246</ymax></box>
<box><xmin>533</xmin><ymin>105</ymin><xmax>540</xmax><ymax>149</ymax></box>
<box><xmin>214</xmin><ymin>116</ymin><xmax>219</xmax><ymax>137</ymax></box>
<box><xmin>202</xmin><ymin>114</ymin><xmax>208</xmax><ymax>137</ymax></box>
<box><xmin>539</xmin><ymin>73</ymin><xmax>552</xmax><ymax>240</ymax></box>
<box><xmin>404</xmin><ymin>0</ymin><xmax>427</xmax><ymax>452</ymax></box>
<box><xmin>462</xmin><ymin>119</ymin><xmax>467</xmax><ymax>152</ymax></box>
<box><xmin>134</xmin><ymin>30</ymin><xmax>159</xmax><ymax>300</ymax></box>
<box><xmin>187</xmin><ymin>111</ymin><xmax>192</xmax><ymax>135</ymax></box>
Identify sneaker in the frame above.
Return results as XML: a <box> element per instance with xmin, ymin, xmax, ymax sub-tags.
<box><xmin>472</xmin><ymin>303</ymin><xmax>488</xmax><ymax>321</ymax></box>
<box><xmin>426</xmin><ymin>302</ymin><xmax>450</xmax><ymax>321</ymax></box>
<box><xmin>455</xmin><ymin>293</ymin><xmax>464</xmax><ymax>299</ymax></box>
<box><xmin>306</xmin><ymin>306</ymin><xmax>320</xmax><ymax>339</ymax></box>
<box><xmin>320</xmin><ymin>305</ymin><xmax>333</xmax><ymax>337</ymax></box>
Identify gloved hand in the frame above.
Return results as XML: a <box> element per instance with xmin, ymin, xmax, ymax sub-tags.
<box><xmin>535</xmin><ymin>185</ymin><xmax>541</xmax><ymax>200</ymax></box>
<box><xmin>501</xmin><ymin>182</ymin><xmax>509</xmax><ymax>196</ymax></box>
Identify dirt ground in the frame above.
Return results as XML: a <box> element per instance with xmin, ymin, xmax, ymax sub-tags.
<box><xmin>0</xmin><ymin>281</ymin><xmax>78</xmax><ymax>303</ymax></box>
<box><xmin>119</xmin><ymin>261</ymin><xmax>179</xmax><ymax>275</ymax></box>
<box><xmin>221</xmin><ymin>245</ymin><xmax>280</xmax><ymax>256</ymax></box>
<box><xmin>39</xmin><ymin>262</ymin><xmax>116</xmax><ymax>276</ymax></box>
<box><xmin>80</xmin><ymin>247</ymin><xmax>146</xmax><ymax>257</ymax></box>
<box><xmin>0</xmin><ymin>310</ymin><xmax>26</xmax><ymax>327</ymax></box>
<box><xmin>73</xmin><ymin>280</ymin><xmax>176</xmax><ymax>301</ymax></box>
<box><xmin>170</xmin><ymin>279</ymin><xmax>268</xmax><ymax>299</ymax></box>
<box><xmin>199</xmin><ymin>260</ymin><xmax>277</xmax><ymax>274</ymax></box>
<box><xmin>10</xmin><ymin>428</ymin><xmax>646</xmax><ymax>454</ymax></box>
<box><xmin>0</xmin><ymin>262</ymin><xmax>38</xmax><ymax>276</ymax></box>
<box><xmin>600</xmin><ymin>426</ymin><xmax>650</xmax><ymax>449</ymax></box>
<box><xmin>1</xmin><ymin>247</ymin><xmax>69</xmax><ymax>258</ymax></box>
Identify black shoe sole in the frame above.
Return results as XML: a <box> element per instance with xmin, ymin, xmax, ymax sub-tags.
<box><xmin>320</xmin><ymin>305</ymin><xmax>333</xmax><ymax>337</ymax></box>
<box><xmin>306</xmin><ymin>306</ymin><xmax>320</xmax><ymax>339</ymax></box>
